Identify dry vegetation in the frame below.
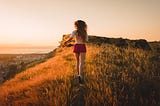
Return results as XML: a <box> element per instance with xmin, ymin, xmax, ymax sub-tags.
<box><xmin>0</xmin><ymin>39</ymin><xmax>159</xmax><ymax>106</ymax></box>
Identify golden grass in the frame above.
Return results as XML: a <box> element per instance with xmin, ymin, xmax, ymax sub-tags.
<box><xmin>0</xmin><ymin>47</ymin><xmax>73</xmax><ymax>101</ymax></box>
<box><xmin>0</xmin><ymin>43</ymin><xmax>159</xmax><ymax>106</ymax></box>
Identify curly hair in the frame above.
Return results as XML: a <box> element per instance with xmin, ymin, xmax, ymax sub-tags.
<box><xmin>74</xmin><ymin>20</ymin><xmax>88</xmax><ymax>42</ymax></box>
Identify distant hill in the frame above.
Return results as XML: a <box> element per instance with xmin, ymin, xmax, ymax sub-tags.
<box><xmin>61</xmin><ymin>34</ymin><xmax>152</xmax><ymax>51</ymax></box>
<box><xmin>149</xmin><ymin>41</ymin><xmax>160</xmax><ymax>53</ymax></box>
<box><xmin>0</xmin><ymin>35</ymin><xmax>159</xmax><ymax>106</ymax></box>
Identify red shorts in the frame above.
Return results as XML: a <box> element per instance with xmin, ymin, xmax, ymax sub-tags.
<box><xmin>73</xmin><ymin>44</ymin><xmax>86</xmax><ymax>53</ymax></box>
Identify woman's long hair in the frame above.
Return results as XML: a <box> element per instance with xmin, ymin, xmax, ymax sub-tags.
<box><xmin>75</xmin><ymin>20</ymin><xmax>88</xmax><ymax>42</ymax></box>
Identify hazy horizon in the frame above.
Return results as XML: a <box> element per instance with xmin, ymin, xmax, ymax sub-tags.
<box><xmin>0</xmin><ymin>0</ymin><xmax>160</xmax><ymax>47</ymax></box>
<box><xmin>0</xmin><ymin>44</ymin><xmax>55</xmax><ymax>54</ymax></box>
<box><xmin>0</xmin><ymin>43</ymin><xmax>55</xmax><ymax>47</ymax></box>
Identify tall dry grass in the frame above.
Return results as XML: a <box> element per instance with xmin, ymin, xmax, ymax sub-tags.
<box><xmin>0</xmin><ymin>43</ymin><xmax>159</xmax><ymax>106</ymax></box>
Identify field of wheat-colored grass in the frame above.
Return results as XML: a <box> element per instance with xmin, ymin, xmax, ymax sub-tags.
<box><xmin>0</xmin><ymin>43</ymin><xmax>159</xmax><ymax>106</ymax></box>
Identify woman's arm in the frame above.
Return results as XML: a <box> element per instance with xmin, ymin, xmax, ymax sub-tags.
<box><xmin>63</xmin><ymin>30</ymin><xmax>76</xmax><ymax>46</ymax></box>
<box><xmin>64</xmin><ymin>37</ymin><xmax>73</xmax><ymax>46</ymax></box>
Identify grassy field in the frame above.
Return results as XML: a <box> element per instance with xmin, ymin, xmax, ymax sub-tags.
<box><xmin>0</xmin><ymin>41</ymin><xmax>159</xmax><ymax>105</ymax></box>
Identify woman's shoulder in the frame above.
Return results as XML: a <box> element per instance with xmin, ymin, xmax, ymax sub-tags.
<box><xmin>72</xmin><ymin>30</ymin><xmax>77</xmax><ymax>34</ymax></box>
<box><xmin>70</xmin><ymin>30</ymin><xmax>77</xmax><ymax>38</ymax></box>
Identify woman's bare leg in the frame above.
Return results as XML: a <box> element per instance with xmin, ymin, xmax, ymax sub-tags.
<box><xmin>75</xmin><ymin>53</ymin><xmax>80</xmax><ymax>75</ymax></box>
<box><xmin>79</xmin><ymin>53</ymin><xmax>86</xmax><ymax>78</ymax></box>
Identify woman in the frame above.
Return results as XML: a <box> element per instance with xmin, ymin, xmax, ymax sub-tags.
<box><xmin>64</xmin><ymin>20</ymin><xmax>88</xmax><ymax>84</ymax></box>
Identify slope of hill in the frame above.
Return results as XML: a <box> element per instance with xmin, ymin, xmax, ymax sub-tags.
<box><xmin>0</xmin><ymin>54</ymin><xmax>50</xmax><ymax>83</ymax></box>
<box><xmin>0</xmin><ymin>35</ymin><xmax>159</xmax><ymax>106</ymax></box>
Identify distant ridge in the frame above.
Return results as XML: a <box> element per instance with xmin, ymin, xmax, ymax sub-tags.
<box><xmin>61</xmin><ymin>34</ymin><xmax>152</xmax><ymax>51</ymax></box>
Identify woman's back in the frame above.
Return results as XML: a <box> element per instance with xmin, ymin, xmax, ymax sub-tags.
<box><xmin>71</xmin><ymin>30</ymin><xmax>88</xmax><ymax>44</ymax></box>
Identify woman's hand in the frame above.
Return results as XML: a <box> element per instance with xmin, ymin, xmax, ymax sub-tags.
<box><xmin>63</xmin><ymin>41</ymin><xmax>67</xmax><ymax>47</ymax></box>
<box><xmin>63</xmin><ymin>37</ymin><xmax>72</xmax><ymax>47</ymax></box>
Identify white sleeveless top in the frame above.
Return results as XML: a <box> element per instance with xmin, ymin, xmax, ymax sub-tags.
<box><xmin>70</xmin><ymin>30</ymin><xmax>88</xmax><ymax>44</ymax></box>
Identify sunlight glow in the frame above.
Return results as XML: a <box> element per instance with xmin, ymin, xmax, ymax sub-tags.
<box><xmin>0</xmin><ymin>0</ymin><xmax>160</xmax><ymax>47</ymax></box>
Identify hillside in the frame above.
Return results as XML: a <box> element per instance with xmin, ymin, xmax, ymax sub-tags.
<box><xmin>0</xmin><ymin>35</ymin><xmax>159</xmax><ymax>106</ymax></box>
<box><xmin>0</xmin><ymin>54</ymin><xmax>50</xmax><ymax>83</ymax></box>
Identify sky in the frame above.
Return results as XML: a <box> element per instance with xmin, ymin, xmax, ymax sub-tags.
<box><xmin>0</xmin><ymin>0</ymin><xmax>160</xmax><ymax>47</ymax></box>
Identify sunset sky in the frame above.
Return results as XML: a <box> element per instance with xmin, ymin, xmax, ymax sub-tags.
<box><xmin>0</xmin><ymin>0</ymin><xmax>160</xmax><ymax>47</ymax></box>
